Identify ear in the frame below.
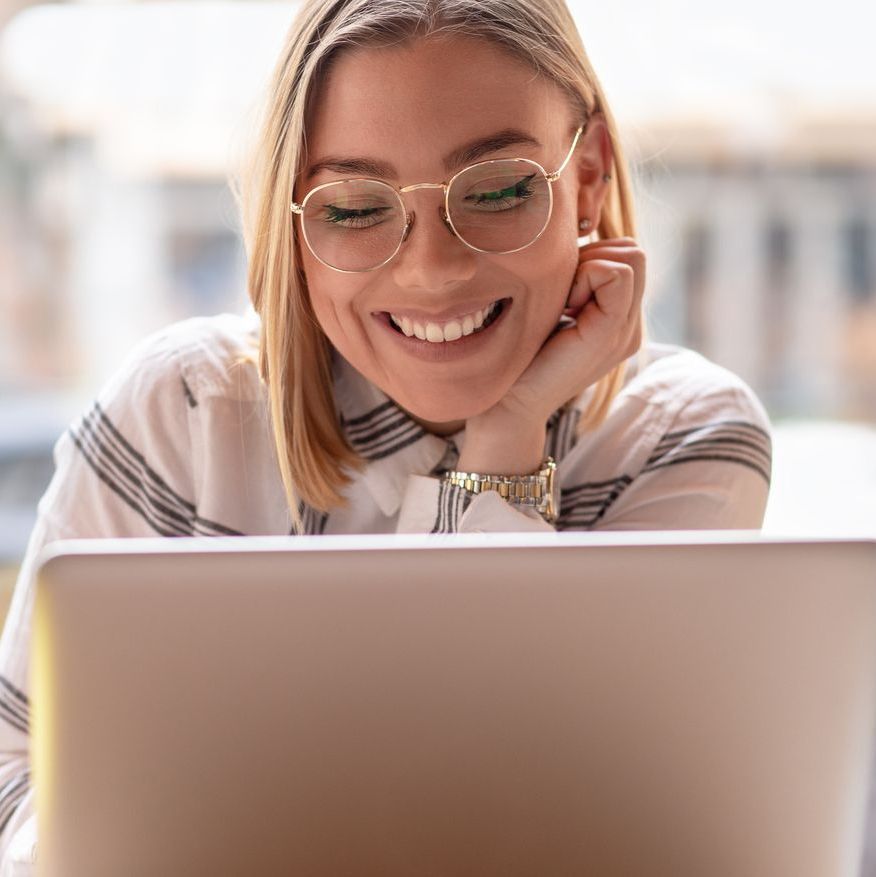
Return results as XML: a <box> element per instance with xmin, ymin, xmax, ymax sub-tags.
<box><xmin>572</xmin><ymin>112</ymin><xmax>613</xmax><ymax>231</ymax></box>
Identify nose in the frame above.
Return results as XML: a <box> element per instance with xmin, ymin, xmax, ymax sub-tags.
<box><xmin>390</xmin><ymin>199</ymin><xmax>477</xmax><ymax>293</ymax></box>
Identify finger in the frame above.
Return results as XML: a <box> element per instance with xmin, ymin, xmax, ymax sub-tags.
<box><xmin>567</xmin><ymin>259</ymin><xmax>634</xmax><ymax>320</ymax></box>
<box><xmin>566</xmin><ymin>257</ymin><xmax>633</xmax><ymax>311</ymax></box>
<box><xmin>579</xmin><ymin>235</ymin><xmax>637</xmax><ymax>245</ymax></box>
<box><xmin>576</xmin><ymin>246</ymin><xmax>645</xmax><ymax>319</ymax></box>
<box><xmin>563</xmin><ymin>280</ymin><xmax>634</xmax><ymax>376</ymax></box>
<box><xmin>578</xmin><ymin>242</ymin><xmax>644</xmax><ymax>273</ymax></box>
<box><xmin>577</xmin><ymin>236</ymin><xmax>639</xmax><ymax>254</ymax></box>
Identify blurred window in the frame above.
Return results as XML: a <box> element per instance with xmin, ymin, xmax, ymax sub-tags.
<box><xmin>844</xmin><ymin>216</ymin><xmax>873</xmax><ymax>303</ymax></box>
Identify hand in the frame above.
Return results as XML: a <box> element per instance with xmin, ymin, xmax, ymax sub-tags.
<box><xmin>459</xmin><ymin>237</ymin><xmax>645</xmax><ymax>472</ymax></box>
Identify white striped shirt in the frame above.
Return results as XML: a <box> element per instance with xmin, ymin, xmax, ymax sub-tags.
<box><xmin>0</xmin><ymin>308</ymin><xmax>772</xmax><ymax>871</ymax></box>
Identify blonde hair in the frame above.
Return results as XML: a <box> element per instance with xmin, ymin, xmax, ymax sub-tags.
<box><xmin>233</xmin><ymin>0</ymin><xmax>641</xmax><ymax>534</ymax></box>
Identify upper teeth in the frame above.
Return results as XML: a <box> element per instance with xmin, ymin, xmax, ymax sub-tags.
<box><xmin>389</xmin><ymin>301</ymin><xmax>501</xmax><ymax>342</ymax></box>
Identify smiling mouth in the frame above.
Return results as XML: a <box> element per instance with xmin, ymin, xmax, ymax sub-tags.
<box><xmin>381</xmin><ymin>298</ymin><xmax>510</xmax><ymax>343</ymax></box>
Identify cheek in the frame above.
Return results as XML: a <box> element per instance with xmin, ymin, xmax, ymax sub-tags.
<box><xmin>299</xmin><ymin>261</ymin><xmax>393</xmax><ymax>393</ymax></box>
<box><xmin>300</xmin><ymin>260</ymin><xmax>342</xmax><ymax>333</ymax></box>
<box><xmin>308</xmin><ymin>290</ymin><xmax>335</xmax><ymax>332</ymax></box>
<box><xmin>299</xmin><ymin>242</ymin><xmax>343</xmax><ymax>319</ymax></box>
<box><xmin>549</xmin><ymin>191</ymin><xmax>585</xmax><ymax>276</ymax></box>
<box><xmin>504</xmin><ymin>213</ymin><xmax>580</xmax><ymax>314</ymax></box>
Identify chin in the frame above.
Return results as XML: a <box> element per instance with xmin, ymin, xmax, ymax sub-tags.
<box><xmin>396</xmin><ymin>391</ymin><xmax>497</xmax><ymax>426</ymax></box>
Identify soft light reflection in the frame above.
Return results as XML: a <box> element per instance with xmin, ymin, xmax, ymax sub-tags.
<box><xmin>2</xmin><ymin>1</ymin><xmax>874</xmax><ymax>175</ymax></box>
<box><xmin>1</xmin><ymin>2</ymin><xmax>294</xmax><ymax>177</ymax></box>
<box><xmin>31</xmin><ymin>572</ymin><xmax>57</xmax><ymax>863</ymax></box>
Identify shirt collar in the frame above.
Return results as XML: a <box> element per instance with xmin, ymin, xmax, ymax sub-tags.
<box><xmin>332</xmin><ymin>348</ymin><xmax>462</xmax><ymax>517</ymax></box>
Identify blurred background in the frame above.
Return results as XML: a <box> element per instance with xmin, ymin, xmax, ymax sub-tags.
<box><xmin>0</xmin><ymin>0</ymin><xmax>874</xmax><ymax>576</ymax></box>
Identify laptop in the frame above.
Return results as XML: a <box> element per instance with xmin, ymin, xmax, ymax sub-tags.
<box><xmin>31</xmin><ymin>531</ymin><xmax>876</xmax><ymax>877</ymax></box>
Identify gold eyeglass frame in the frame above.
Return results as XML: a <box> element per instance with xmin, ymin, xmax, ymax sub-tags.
<box><xmin>289</xmin><ymin>123</ymin><xmax>586</xmax><ymax>274</ymax></box>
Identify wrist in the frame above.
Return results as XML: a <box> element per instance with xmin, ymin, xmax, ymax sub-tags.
<box><xmin>456</xmin><ymin>422</ymin><xmax>546</xmax><ymax>475</ymax></box>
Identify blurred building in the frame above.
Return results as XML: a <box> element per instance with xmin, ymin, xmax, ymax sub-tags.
<box><xmin>0</xmin><ymin>2</ymin><xmax>282</xmax><ymax>397</ymax></box>
<box><xmin>634</xmin><ymin>113</ymin><xmax>876</xmax><ymax>421</ymax></box>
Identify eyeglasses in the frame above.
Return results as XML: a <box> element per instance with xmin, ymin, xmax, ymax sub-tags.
<box><xmin>290</xmin><ymin>123</ymin><xmax>586</xmax><ymax>273</ymax></box>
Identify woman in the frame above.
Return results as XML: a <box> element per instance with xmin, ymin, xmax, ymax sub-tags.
<box><xmin>0</xmin><ymin>0</ymin><xmax>771</xmax><ymax>868</ymax></box>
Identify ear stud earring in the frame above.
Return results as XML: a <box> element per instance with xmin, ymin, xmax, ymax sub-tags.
<box><xmin>602</xmin><ymin>173</ymin><xmax>612</xmax><ymax>183</ymax></box>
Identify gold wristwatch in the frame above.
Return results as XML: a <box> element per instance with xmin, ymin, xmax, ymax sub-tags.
<box><xmin>441</xmin><ymin>456</ymin><xmax>559</xmax><ymax>523</ymax></box>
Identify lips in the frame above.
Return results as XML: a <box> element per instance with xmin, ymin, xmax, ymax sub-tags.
<box><xmin>390</xmin><ymin>300</ymin><xmax>505</xmax><ymax>341</ymax></box>
<box><xmin>379</xmin><ymin>298</ymin><xmax>509</xmax><ymax>336</ymax></box>
<box><xmin>374</xmin><ymin>297</ymin><xmax>511</xmax><ymax>324</ymax></box>
<box><xmin>371</xmin><ymin>296</ymin><xmax>511</xmax><ymax>360</ymax></box>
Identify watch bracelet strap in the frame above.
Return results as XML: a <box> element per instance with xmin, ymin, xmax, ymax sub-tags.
<box><xmin>441</xmin><ymin>456</ymin><xmax>557</xmax><ymax>521</ymax></box>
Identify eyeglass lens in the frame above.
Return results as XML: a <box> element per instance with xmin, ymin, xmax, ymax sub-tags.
<box><xmin>300</xmin><ymin>159</ymin><xmax>552</xmax><ymax>271</ymax></box>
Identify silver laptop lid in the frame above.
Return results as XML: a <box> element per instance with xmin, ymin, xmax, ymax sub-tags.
<box><xmin>32</xmin><ymin>532</ymin><xmax>876</xmax><ymax>877</ymax></box>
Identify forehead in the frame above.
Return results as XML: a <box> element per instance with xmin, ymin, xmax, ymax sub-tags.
<box><xmin>303</xmin><ymin>34</ymin><xmax>572</xmax><ymax>176</ymax></box>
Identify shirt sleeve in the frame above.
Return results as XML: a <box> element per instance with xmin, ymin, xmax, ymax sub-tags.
<box><xmin>0</xmin><ymin>329</ymin><xmax>197</xmax><ymax>873</ymax></box>
<box><xmin>590</xmin><ymin>385</ymin><xmax>773</xmax><ymax>531</ymax></box>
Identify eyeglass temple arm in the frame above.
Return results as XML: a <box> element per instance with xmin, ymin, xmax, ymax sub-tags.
<box><xmin>545</xmin><ymin>124</ymin><xmax>585</xmax><ymax>183</ymax></box>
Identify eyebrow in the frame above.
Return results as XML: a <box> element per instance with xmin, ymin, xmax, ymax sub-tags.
<box><xmin>304</xmin><ymin>128</ymin><xmax>543</xmax><ymax>181</ymax></box>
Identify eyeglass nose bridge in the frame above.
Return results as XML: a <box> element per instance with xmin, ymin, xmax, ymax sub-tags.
<box><xmin>399</xmin><ymin>209</ymin><xmax>457</xmax><ymax>246</ymax></box>
<box><xmin>397</xmin><ymin>181</ymin><xmax>455</xmax><ymax>245</ymax></box>
<box><xmin>400</xmin><ymin>181</ymin><xmax>446</xmax><ymax>194</ymax></box>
